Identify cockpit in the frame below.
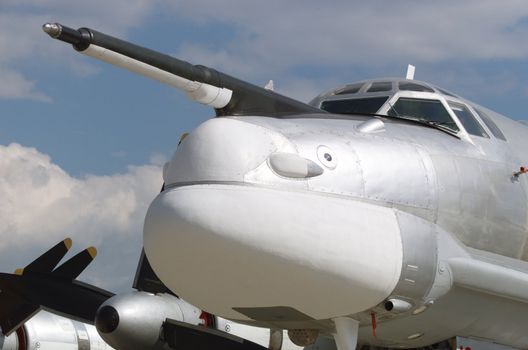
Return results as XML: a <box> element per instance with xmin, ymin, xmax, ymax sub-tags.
<box><xmin>309</xmin><ymin>78</ymin><xmax>507</xmax><ymax>141</ymax></box>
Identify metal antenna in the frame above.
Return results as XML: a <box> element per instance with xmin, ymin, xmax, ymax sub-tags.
<box><xmin>406</xmin><ymin>64</ymin><xmax>416</xmax><ymax>80</ymax></box>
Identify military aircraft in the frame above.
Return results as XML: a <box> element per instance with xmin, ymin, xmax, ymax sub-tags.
<box><xmin>3</xmin><ymin>21</ymin><xmax>528</xmax><ymax>349</ymax></box>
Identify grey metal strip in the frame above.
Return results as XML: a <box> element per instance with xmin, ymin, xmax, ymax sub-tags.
<box><xmin>72</xmin><ymin>321</ymin><xmax>90</xmax><ymax>350</ymax></box>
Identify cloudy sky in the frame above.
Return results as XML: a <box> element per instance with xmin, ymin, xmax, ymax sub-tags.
<box><xmin>2</xmin><ymin>1</ymin><xmax>528</xmax><ymax>293</ymax></box>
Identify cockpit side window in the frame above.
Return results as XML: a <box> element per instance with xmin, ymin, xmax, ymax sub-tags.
<box><xmin>367</xmin><ymin>82</ymin><xmax>392</xmax><ymax>92</ymax></box>
<box><xmin>387</xmin><ymin>97</ymin><xmax>460</xmax><ymax>132</ymax></box>
<box><xmin>320</xmin><ymin>96</ymin><xmax>389</xmax><ymax>115</ymax></box>
<box><xmin>398</xmin><ymin>82</ymin><xmax>435</xmax><ymax>93</ymax></box>
<box><xmin>335</xmin><ymin>83</ymin><xmax>364</xmax><ymax>95</ymax></box>
<box><xmin>448</xmin><ymin>102</ymin><xmax>489</xmax><ymax>138</ymax></box>
<box><xmin>474</xmin><ymin>108</ymin><xmax>507</xmax><ymax>141</ymax></box>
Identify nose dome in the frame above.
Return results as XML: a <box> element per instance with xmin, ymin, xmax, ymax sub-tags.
<box><xmin>146</xmin><ymin>117</ymin><xmax>403</xmax><ymax>324</ymax></box>
<box><xmin>144</xmin><ymin>184</ymin><xmax>403</xmax><ymax>322</ymax></box>
<box><xmin>93</xmin><ymin>292</ymin><xmax>186</xmax><ymax>349</ymax></box>
<box><xmin>164</xmin><ymin>118</ymin><xmax>293</xmax><ymax>185</ymax></box>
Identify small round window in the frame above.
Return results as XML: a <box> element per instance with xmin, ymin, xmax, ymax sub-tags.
<box><xmin>317</xmin><ymin>146</ymin><xmax>337</xmax><ymax>170</ymax></box>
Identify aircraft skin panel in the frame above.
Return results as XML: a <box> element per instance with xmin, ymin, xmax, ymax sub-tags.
<box><xmin>357</xmin><ymin>285</ymin><xmax>528</xmax><ymax>348</ymax></box>
<box><xmin>433</xmin><ymin>152</ymin><xmax>527</xmax><ymax>259</ymax></box>
<box><xmin>390</xmin><ymin>211</ymin><xmax>438</xmax><ymax>301</ymax></box>
<box><xmin>353</xmin><ymin>230</ymin><xmax>528</xmax><ymax>348</ymax></box>
<box><xmin>470</xmin><ymin>103</ymin><xmax>528</xmax><ymax>164</ymax></box>
<box><xmin>467</xmin><ymin>245</ymin><xmax>528</xmax><ymax>273</ymax></box>
<box><xmin>449</xmin><ymin>257</ymin><xmax>528</xmax><ymax>303</ymax></box>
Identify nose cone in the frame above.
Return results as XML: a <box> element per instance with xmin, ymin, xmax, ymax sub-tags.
<box><xmin>146</xmin><ymin>117</ymin><xmax>402</xmax><ymax>323</ymax></box>
<box><xmin>95</xmin><ymin>305</ymin><xmax>119</xmax><ymax>334</ymax></box>
<box><xmin>144</xmin><ymin>184</ymin><xmax>403</xmax><ymax>322</ymax></box>
<box><xmin>94</xmin><ymin>292</ymin><xmax>185</xmax><ymax>349</ymax></box>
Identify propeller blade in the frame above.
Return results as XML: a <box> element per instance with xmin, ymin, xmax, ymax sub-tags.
<box><xmin>0</xmin><ymin>239</ymin><xmax>114</xmax><ymax>336</ymax></box>
<box><xmin>21</xmin><ymin>238</ymin><xmax>72</xmax><ymax>275</ymax></box>
<box><xmin>52</xmin><ymin>247</ymin><xmax>97</xmax><ymax>280</ymax></box>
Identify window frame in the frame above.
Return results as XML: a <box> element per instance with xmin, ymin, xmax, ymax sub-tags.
<box><xmin>319</xmin><ymin>96</ymin><xmax>391</xmax><ymax>115</ymax></box>
<box><xmin>378</xmin><ymin>91</ymin><xmax>468</xmax><ymax>139</ymax></box>
<box><xmin>471</xmin><ymin>107</ymin><xmax>507</xmax><ymax>141</ymax></box>
<box><xmin>319</xmin><ymin>87</ymin><xmax>502</xmax><ymax>144</ymax></box>
<box><xmin>446</xmin><ymin>101</ymin><xmax>490</xmax><ymax>139</ymax></box>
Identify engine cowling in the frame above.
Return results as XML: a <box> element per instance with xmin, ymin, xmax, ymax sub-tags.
<box><xmin>0</xmin><ymin>310</ymin><xmax>113</xmax><ymax>350</ymax></box>
<box><xmin>95</xmin><ymin>292</ymin><xmax>202</xmax><ymax>349</ymax></box>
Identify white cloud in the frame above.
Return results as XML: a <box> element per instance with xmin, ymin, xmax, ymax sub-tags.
<box><xmin>171</xmin><ymin>0</ymin><xmax>528</xmax><ymax>75</ymax></box>
<box><xmin>0</xmin><ymin>67</ymin><xmax>52</xmax><ymax>102</ymax></box>
<box><xmin>0</xmin><ymin>143</ymin><xmax>162</xmax><ymax>291</ymax></box>
<box><xmin>423</xmin><ymin>66</ymin><xmax>519</xmax><ymax>100</ymax></box>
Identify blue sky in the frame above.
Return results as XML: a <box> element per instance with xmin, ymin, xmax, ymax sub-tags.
<box><xmin>2</xmin><ymin>1</ymin><xmax>528</xmax><ymax>292</ymax></box>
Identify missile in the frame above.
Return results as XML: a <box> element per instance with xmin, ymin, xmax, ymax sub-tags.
<box><xmin>42</xmin><ymin>22</ymin><xmax>322</xmax><ymax>116</ymax></box>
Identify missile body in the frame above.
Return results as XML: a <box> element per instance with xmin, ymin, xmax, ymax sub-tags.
<box><xmin>43</xmin><ymin>23</ymin><xmax>322</xmax><ymax>116</ymax></box>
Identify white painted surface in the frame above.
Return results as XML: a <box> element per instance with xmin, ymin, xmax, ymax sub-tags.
<box><xmin>356</xmin><ymin>119</ymin><xmax>385</xmax><ymax>134</ymax></box>
<box><xmin>83</xmin><ymin>45</ymin><xmax>232</xmax><ymax>108</ymax></box>
<box><xmin>406</xmin><ymin>64</ymin><xmax>416</xmax><ymax>80</ymax></box>
<box><xmin>268</xmin><ymin>152</ymin><xmax>323</xmax><ymax>178</ymax></box>
<box><xmin>216</xmin><ymin>318</ymin><xmax>311</xmax><ymax>350</ymax></box>
<box><xmin>217</xmin><ymin>319</ymin><xmax>274</xmax><ymax>348</ymax></box>
<box><xmin>0</xmin><ymin>333</ymin><xmax>18</xmax><ymax>350</ymax></box>
<box><xmin>333</xmin><ymin>317</ymin><xmax>359</xmax><ymax>350</ymax></box>
<box><xmin>449</xmin><ymin>257</ymin><xmax>528</xmax><ymax>302</ymax></box>
<box><xmin>144</xmin><ymin>184</ymin><xmax>403</xmax><ymax>321</ymax></box>
<box><xmin>164</xmin><ymin>118</ymin><xmax>295</xmax><ymax>184</ymax></box>
<box><xmin>22</xmin><ymin>311</ymin><xmax>114</xmax><ymax>350</ymax></box>
<box><xmin>33</xmin><ymin>342</ymin><xmax>77</xmax><ymax>350</ymax></box>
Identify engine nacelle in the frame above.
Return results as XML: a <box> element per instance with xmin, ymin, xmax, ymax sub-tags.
<box><xmin>94</xmin><ymin>291</ymin><xmax>201</xmax><ymax>349</ymax></box>
<box><xmin>0</xmin><ymin>311</ymin><xmax>113</xmax><ymax>350</ymax></box>
<box><xmin>92</xmin><ymin>291</ymin><xmax>331</xmax><ymax>350</ymax></box>
<box><xmin>0</xmin><ymin>296</ymin><xmax>336</xmax><ymax>350</ymax></box>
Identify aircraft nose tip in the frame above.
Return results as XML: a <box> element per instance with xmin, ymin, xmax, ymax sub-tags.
<box><xmin>42</xmin><ymin>23</ymin><xmax>61</xmax><ymax>37</ymax></box>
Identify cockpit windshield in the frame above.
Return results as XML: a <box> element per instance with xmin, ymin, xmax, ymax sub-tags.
<box><xmin>387</xmin><ymin>97</ymin><xmax>460</xmax><ymax>133</ymax></box>
<box><xmin>321</xmin><ymin>96</ymin><xmax>460</xmax><ymax>135</ymax></box>
<box><xmin>313</xmin><ymin>79</ymin><xmax>499</xmax><ymax>138</ymax></box>
<box><xmin>320</xmin><ymin>96</ymin><xmax>389</xmax><ymax>115</ymax></box>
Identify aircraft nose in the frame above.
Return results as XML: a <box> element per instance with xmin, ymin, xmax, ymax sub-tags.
<box><xmin>144</xmin><ymin>184</ymin><xmax>404</xmax><ymax>322</ymax></box>
<box><xmin>145</xmin><ymin>117</ymin><xmax>403</xmax><ymax>323</ymax></box>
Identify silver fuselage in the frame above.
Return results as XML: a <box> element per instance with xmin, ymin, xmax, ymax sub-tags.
<box><xmin>144</xmin><ymin>83</ymin><xmax>528</xmax><ymax>348</ymax></box>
